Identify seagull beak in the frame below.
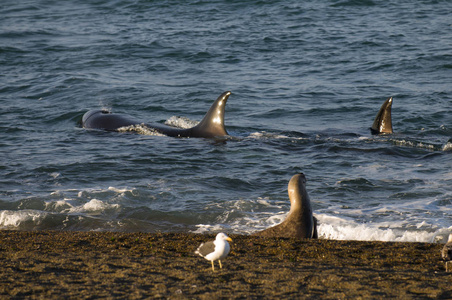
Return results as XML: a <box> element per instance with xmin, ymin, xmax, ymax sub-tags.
<box><xmin>226</xmin><ymin>237</ymin><xmax>232</xmax><ymax>242</ymax></box>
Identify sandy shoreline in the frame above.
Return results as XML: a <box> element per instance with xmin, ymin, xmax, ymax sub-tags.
<box><xmin>0</xmin><ymin>230</ymin><xmax>450</xmax><ymax>299</ymax></box>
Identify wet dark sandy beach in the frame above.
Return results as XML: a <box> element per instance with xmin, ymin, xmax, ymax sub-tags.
<box><xmin>0</xmin><ymin>231</ymin><xmax>450</xmax><ymax>299</ymax></box>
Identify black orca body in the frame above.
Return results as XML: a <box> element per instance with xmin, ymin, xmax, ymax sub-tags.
<box><xmin>82</xmin><ymin>91</ymin><xmax>231</xmax><ymax>138</ymax></box>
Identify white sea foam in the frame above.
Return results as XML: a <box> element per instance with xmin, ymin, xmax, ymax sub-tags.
<box><xmin>442</xmin><ymin>142</ymin><xmax>452</xmax><ymax>151</ymax></box>
<box><xmin>192</xmin><ymin>224</ymin><xmax>225</xmax><ymax>234</ymax></box>
<box><xmin>47</xmin><ymin>186</ymin><xmax>137</xmax><ymax>212</ymax></box>
<box><xmin>44</xmin><ymin>199</ymin><xmax>74</xmax><ymax>211</ymax></box>
<box><xmin>68</xmin><ymin>199</ymin><xmax>119</xmax><ymax>213</ymax></box>
<box><xmin>108</xmin><ymin>186</ymin><xmax>132</xmax><ymax>194</ymax></box>
<box><xmin>165</xmin><ymin>116</ymin><xmax>198</xmax><ymax>129</ymax></box>
<box><xmin>117</xmin><ymin>124</ymin><xmax>165</xmax><ymax>136</ymax></box>
<box><xmin>50</xmin><ymin>172</ymin><xmax>61</xmax><ymax>179</ymax></box>
<box><xmin>256</xmin><ymin>198</ymin><xmax>273</xmax><ymax>206</ymax></box>
<box><xmin>0</xmin><ymin>210</ymin><xmax>45</xmax><ymax>228</ymax></box>
<box><xmin>316</xmin><ymin>214</ymin><xmax>449</xmax><ymax>243</ymax></box>
<box><xmin>390</xmin><ymin>139</ymin><xmax>437</xmax><ymax>151</ymax></box>
<box><xmin>248</xmin><ymin>131</ymin><xmax>293</xmax><ymax>140</ymax></box>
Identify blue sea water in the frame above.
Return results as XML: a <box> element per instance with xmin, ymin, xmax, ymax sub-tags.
<box><xmin>1</xmin><ymin>0</ymin><xmax>451</xmax><ymax>242</ymax></box>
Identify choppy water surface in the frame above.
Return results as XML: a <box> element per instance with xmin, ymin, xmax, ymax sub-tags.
<box><xmin>1</xmin><ymin>0</ymin><xmax>451</xmax><ymax>242</ymax></box>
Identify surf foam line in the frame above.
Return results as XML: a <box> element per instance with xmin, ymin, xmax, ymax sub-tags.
<box><xmin>316</xmin><ymin>214</ymin><xmax>451</xmax><ymax>243</ymax></box>
<box><xmin>192</xmin><ymin>211</ymin><xmax>451</xmax><ymax>244</ymax></box>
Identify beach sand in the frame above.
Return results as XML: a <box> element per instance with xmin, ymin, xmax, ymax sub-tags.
<box><xmin>0</xmin><ymin>230</ymin><xmax>450</xmax><ymax>299</ymax></box>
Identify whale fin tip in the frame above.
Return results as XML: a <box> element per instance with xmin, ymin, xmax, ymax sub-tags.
<box><xmin>371</xmin><ymin>96</ymin><xmax>393</xmax><ymax>135</ymax></box>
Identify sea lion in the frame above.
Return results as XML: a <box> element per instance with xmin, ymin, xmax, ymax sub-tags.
<box><xmin>254</xmin><ymin>173</ymin><xmax>318</xmax><ymax>239</ymax></box>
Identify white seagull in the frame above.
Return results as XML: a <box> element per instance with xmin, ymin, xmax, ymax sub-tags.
<box><xmin>442</xmin><ymin>233</ymin><xmax>452</xmax><ymax>262</ymax></box>
<box><xmin>195</xmin><ymin>232</ymin><xmax>232</xmax><ymax>271</ymax></box>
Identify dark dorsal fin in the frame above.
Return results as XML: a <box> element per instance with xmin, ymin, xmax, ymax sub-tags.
<box><xmin>371</xmin><ymin>97</ymin><xmax>393</xmax><ymax>134</ymax></box>
<box><xmin>191</xmin><ymin>91</ymin><xmax>231</xmax><ymax>138</ymax></box>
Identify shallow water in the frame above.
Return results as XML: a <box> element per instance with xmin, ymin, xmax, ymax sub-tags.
<box><xmin>1</xmin><ymin>0</ymin><xmax>451</xmax><ymax>242</ymax></box>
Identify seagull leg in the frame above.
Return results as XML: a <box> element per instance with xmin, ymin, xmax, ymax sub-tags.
<box><xmin>219</xmin><ymin>260</ymin><xmax>222</xmax><ymax>269</ymax></box>
<box><xmin>211</xmin><ymin>260</ymin><xmax>215</xmax><ymax>272</ymax></box>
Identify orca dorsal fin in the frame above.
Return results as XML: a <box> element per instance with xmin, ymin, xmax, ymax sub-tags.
<box><xmin>191</xmin><ymin>91</ymin><xmax>231</xmax><ymax>137</ymax></box>
<box><xmin>371</xmin><ymin>96</ymin><xmax>393</xmax><ymax>134</ymax></box>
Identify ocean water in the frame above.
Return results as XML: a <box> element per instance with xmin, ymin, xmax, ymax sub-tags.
<box><xmin>1</xmin><ymin>0</ymin><xmax>451</xmax><ymax>243</ymax></box>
